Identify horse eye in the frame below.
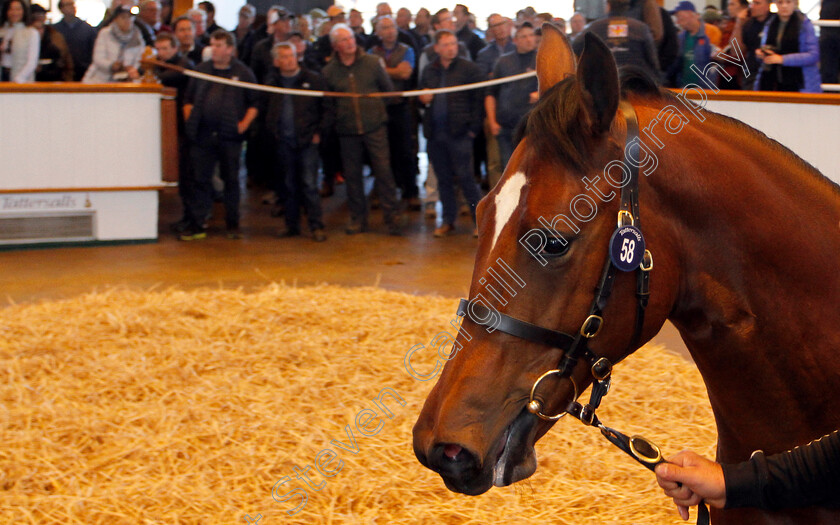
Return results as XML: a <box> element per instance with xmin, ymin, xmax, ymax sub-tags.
<box><xmin>541</xmin><ymin>236</ymin><xmax>572</xmax><ymax>257</ymax></box>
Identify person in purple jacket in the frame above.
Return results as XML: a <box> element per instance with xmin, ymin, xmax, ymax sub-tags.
<box><xmin>755</xmin><ymin>0</ymin><xmax>821</xmax><ymax>93</ymax></box>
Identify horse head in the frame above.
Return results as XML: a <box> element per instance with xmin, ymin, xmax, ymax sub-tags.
<box><xmin>412</xmin><ymin>25</ymin><xmax>681</xmax><ymax>495</ymax></box>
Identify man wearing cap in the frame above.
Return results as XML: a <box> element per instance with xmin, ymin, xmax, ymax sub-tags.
<box><xmin>251</xmin><ymin>6</ymin><xmax>293</xmax><ymax>83</ymax></box>
<box><xmin>322</xmin><ymin>23</ymin><xmax>403</xmax><ymax>235</ymax></box>
<box><xmin>572</xmin><ymin>0</ymin><xmax>660</xmax><ymax>79</ymax></box>
<box><xmin>669</xmin><ymin>0</ymin><xmax>717</xmax><ymax>87</ymax></box>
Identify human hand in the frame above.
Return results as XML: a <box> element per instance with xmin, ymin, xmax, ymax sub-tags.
<box><xmin>762</xmin><ymin>52</ymin><xmax>783</xmax><ymax>65</ymax></box>
<box><xmin>655</xmin><ymin>451</ymin><xmax>726</xmax><ymax>521</ymax></box>
<box><xmin>238</xmin><ymin>120</ymin><xmax>250</xmax><ymax>134</ymax></box>
<box><xmin>396</xmin><ymin>61</ymin><xmax>412</xmax><ymax>79</ymax></box>
<box><xmin>126</xmin><ymin>66</ymin><xmax>140</xmax><ymax>80</ymax></box>
<box><xmin>529</xmin><ymin>91</ymin><xmax>539</xmax><ymax>104</ymax></box>
<box><xmin>418</xmin><ymin>91</ymin><xmax>433</xmax><ymax>105</ymax></box>
<box><xmin>312</xmin><ymin>133</ymin><xmax>321</xmax><ymax>144</ymax></box>
<box><xmin>111</xmin><ymin>61</ymin><xmax>124</xmax><ymax>72</ymax></box>
<box><xmin>488</xmin><ymin>120</ymin><xmax>501</xmax><ymax>136</ymax></box>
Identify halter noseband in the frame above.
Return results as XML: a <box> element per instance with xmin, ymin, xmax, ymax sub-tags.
<box><xmin>455</xmin><ymin>101</ymin><xmax>709</xmax><ymax>524</ymax></box>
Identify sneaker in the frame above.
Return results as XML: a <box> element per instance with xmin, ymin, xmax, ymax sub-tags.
<box><xmin>226</xmin><ymin>228</ymin><xmax>243</xmax><ymax>239</ymax></box>
<box><xmin>179</xmin><ymin>227</ymin><xmax>207</xmax><ymax>241</ymax></box>
<box><xmin>312</xmin><ymin>229</ymin><xmax>327</xmax><ymax>242</ymax></box>
<box><xmin>345</xmin><ymin>222</ymin><xmax>367</xmax><ymax>235</ymax></box>
<box><xmin>277</xmin><ymin>227</ymin><xmax>300</xmax><ymax>238</ymax></box>
<box><xmin>434</xmin><ymin>224</ymin><xmax>455</xmax><ymax>238</ymax></box>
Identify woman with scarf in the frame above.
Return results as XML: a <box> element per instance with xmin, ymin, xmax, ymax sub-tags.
<box><xmin>0</xmin><ymin>0</ymin><xmax>40</xmax><ymax>82</ymax></box>
<box><xmin>755</xmin><ymin>0</ymin><xmax>821</xmax><ymax>92</ymax></box>
<box><xmin>83</xmin><ymin>5</ymin><xmax>144</xmax><ymax>82</ymax></box>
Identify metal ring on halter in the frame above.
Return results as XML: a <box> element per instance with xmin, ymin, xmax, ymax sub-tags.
<box><xmin>527</xmin><ymin>369</ymin><xmax>579</xmax><ymax>421</ymax></box>
<box><xmin>629</xmin><ymin>435</ymin><xmax>663</xmax><ymax>464</ymax></box>
<box><xmin>617</xmin><ymin>210</ymin><xmax>635</xmax><ymax>228</ymax></box>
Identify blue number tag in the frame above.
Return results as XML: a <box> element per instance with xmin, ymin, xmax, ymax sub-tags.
<box><xmin>609</xmin><ymin>225</ymin><xmax>645</xmax><ymax>271</ymax></box>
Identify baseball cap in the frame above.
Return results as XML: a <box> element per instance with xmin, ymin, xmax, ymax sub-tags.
<box><xmin>671</xmin><ymin>1</ymin><xmax>697</xmax><ymax>14</ymax></box>
<box><xmin>326</xmin><ymin>5</ymin><xmax>345</xmax><ymax>18</ymax></box>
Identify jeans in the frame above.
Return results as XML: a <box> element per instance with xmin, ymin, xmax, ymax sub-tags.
<box><xmin>188</xmin><ymin>129</ymin><xmax>243</xmax><ymax>230</ymax></box>
<box><xmin>276</xmin><ymin>139</ymin><xmax>323</xmax><ymax>231</ymax></box>
<box><xmin>387</xmin><ymin>102</ymin><xmax>418</xmax><ymax>200</ymax></box>
<box><xmin>339</xmin><ymin>125</ymin><xmax>400</xmax><ymax>226</ymax></box>
<box><xmin>428</xmin><ymin>133</ymin><xmax>482</xmax><ymax>226</ymax></box>
<box><xmin>497</xmin><ymin>127</ymin><xmax>515</xmax><ymax>177</ymax></box>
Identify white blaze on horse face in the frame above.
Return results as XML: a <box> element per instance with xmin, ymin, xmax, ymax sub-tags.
<box><xmin>491</xmin><ymin>172</ymin><xmax>527</xmax><ymax>253</ymax></box>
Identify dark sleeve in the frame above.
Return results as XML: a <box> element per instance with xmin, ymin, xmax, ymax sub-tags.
<box><xmin>184</xmin><ymin>76</ymin><xmax>197</xmax><ymax>105</ymax></box>
<box><xmin>468</xmin><ymin>63</ymin><xmax>484</xmax><ymax>135</ymax></box>
<box><xmin>239</xmin><ymin>64</ymin><xmax>259</xmax><ymax>110</ymax></box>
<box><xmin>488</xmin><ymin>60</ymin><xmax>503</xmax><ymax>99</ymax></box>
<box><xmin>311</xmin><ymin>72</ymin><xmax>329</xmax><ymax>133</ymax></box>
<box><xmin>723</xmin><ymin>430</ymin><xmax>840</xmax><ymax>511</ymax></box>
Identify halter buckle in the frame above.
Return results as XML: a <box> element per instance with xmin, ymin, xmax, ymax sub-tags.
<box><xmin>580</xmin><ymin>315</ymin><xmax>603</xmax><ymax>338</ymax></box>
<box><xmin>641</xmin><ymin>250</ymin><xmax>653</xmax><ymax>272</ymax></box>
<box><xmin>617</xmin><ymin>210</ymin><xmax>635</xmax><ymax>228</ymax></box>
<box><xmin>591</xmin><ymin>357</ymin><xmax>613</xmax><ymax>380</ymax></box>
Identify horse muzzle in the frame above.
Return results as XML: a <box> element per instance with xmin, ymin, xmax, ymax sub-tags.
<box><xmin>413</xmin><ymin>407</ymin><xmax>540</xmax><ymax>495</ymax></box>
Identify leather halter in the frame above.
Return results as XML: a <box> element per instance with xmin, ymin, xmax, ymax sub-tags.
<box><xmin>455</xmin><ymin>101</ymin><xmax>709</xmax><ymax>524</ymax></box>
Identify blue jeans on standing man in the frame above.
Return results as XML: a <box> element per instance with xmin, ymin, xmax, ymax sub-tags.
<box><xmin>428</xmin><ymin>133</ymin><xmax>482</xmax><ymax>226</ymax></box>
<box><xmin>276</xmin><ymin>139</ymin><xmax>323</xmax><ymax>233</ymax></box>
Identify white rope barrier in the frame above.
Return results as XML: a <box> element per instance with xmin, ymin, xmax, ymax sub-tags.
<box><xmin>178</xmin><ymin>67</ymin><xmax>537</xmax><ymax>98</ymax></box>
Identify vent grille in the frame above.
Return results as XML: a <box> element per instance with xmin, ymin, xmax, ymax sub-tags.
<box><xmin>0</xmin><ymin>212</ymin><xmax>95</xmax><ymax>244</ymax></box>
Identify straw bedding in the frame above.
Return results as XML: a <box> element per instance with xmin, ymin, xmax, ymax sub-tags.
<box><xmin>0</xmin><ymin>284</ymin><xmax>716</xmax><ymax>524</ymax></box>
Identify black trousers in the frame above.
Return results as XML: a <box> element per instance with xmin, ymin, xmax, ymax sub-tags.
<box><xmin>187</xmin><ymin>129</ymin><xmax>243</xmax><ymax>230</ymax></box>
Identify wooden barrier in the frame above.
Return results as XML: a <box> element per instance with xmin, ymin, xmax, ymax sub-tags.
<box><xmin>0</xmin><ymin>83</ymin><xmax>176</xmax><ymax>246</ymax></box>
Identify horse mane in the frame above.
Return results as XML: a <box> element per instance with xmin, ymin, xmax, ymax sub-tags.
<box><xmin>521</xmin><ymin>66</ymin><xmax>840</xmax><ymax>196</ymax></box>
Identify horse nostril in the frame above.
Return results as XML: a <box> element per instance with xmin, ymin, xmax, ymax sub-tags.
<box><xmin>443</xmin><ymin>444</ymin><xmax>463</xmax><ymax>460</ymax></box>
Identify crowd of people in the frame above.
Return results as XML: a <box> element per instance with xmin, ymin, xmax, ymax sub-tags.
<box><xmin>1</xmin><ymin>0</ymin><xmax>838</xmax><ymax>240</ymax></box>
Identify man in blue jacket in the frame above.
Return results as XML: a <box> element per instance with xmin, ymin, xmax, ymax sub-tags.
<box><xmin>419</xmin><ymin>29</ymin><xmax>484</xmax><ymax>238</ymax></box>
<box><xmin>265</xmin><ymin>42</ymin><xmax>328</xmax><ymax>242</ymax></box>
<box><xmin>670</xmin><ymin>1</ymin><xmax>715</xmax><ymax>88</ymax></box>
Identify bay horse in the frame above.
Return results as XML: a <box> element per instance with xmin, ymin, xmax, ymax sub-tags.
<box><xmin>412</xmin><ymin>24</ymin><xmax>840</xmax><ymax>524</ymax></box>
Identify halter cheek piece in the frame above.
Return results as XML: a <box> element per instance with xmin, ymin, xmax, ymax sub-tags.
<box><xmin>456</xmin><ymin>101</ymin><xmax>708</xmax><ymax>525</ymax></box>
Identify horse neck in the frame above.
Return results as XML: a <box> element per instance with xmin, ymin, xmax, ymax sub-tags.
<box><xmin>638</xmin><ymin>102</ymin><xmax>840</xmax><ymax>459</ymax></box>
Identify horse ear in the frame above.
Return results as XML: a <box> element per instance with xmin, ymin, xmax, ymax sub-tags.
<box><xmin>576</xmin><ymin>32</ymin><xmax>620</xmax><ymax>135</ymax></box>
<box><xmin>536</xmin><ymin>22</ymin><xmax>576</xmax><ymax>97</ymax></box>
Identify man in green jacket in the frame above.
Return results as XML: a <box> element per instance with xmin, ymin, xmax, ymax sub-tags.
<box><xmin>322</xmin><ymin>23</ymin><xmax>403</xmax><ymax>235</ymax></box>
